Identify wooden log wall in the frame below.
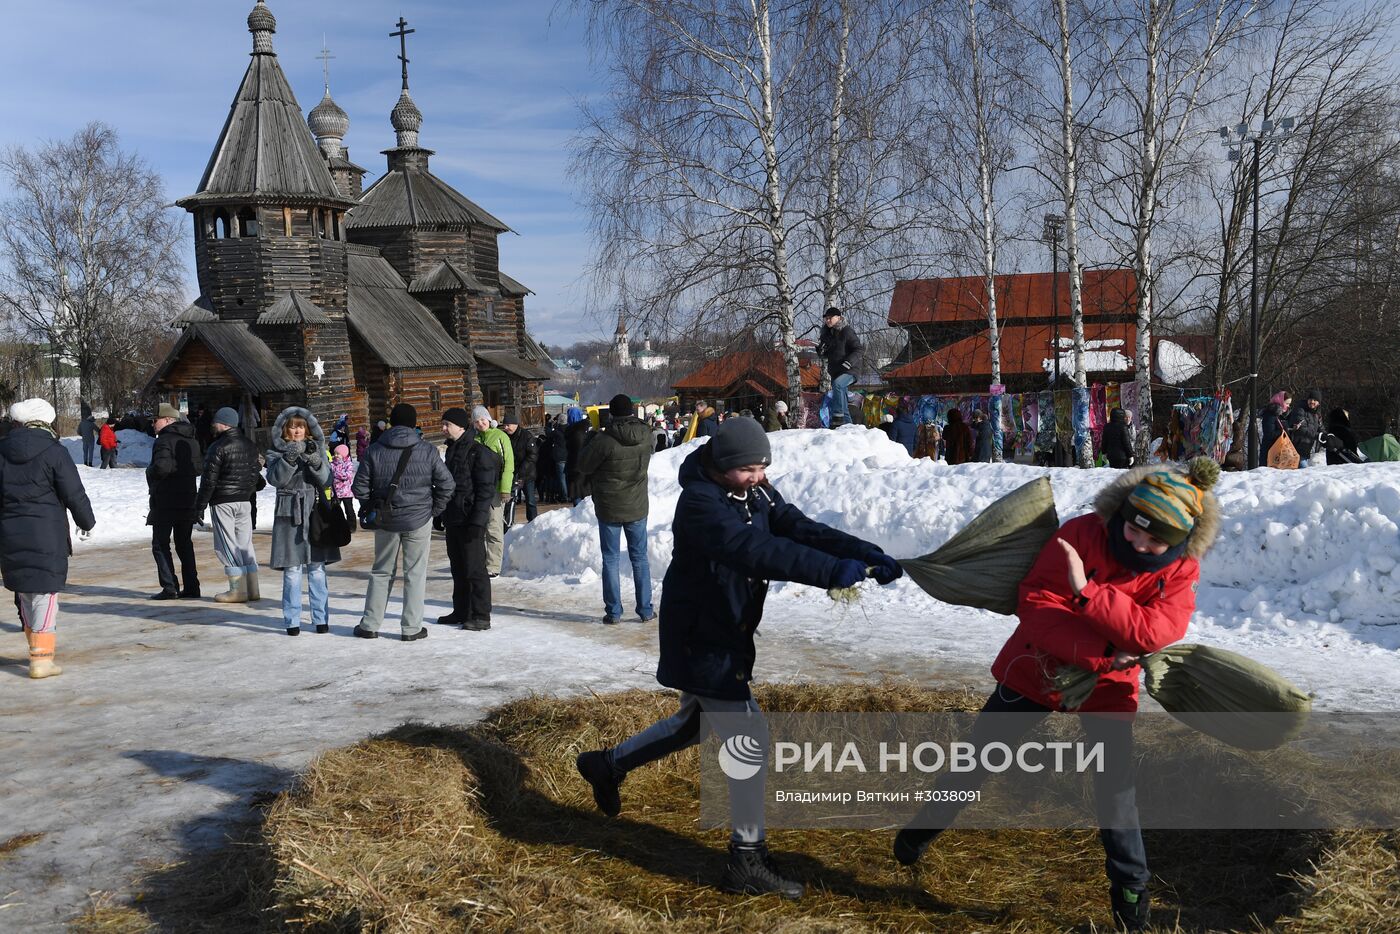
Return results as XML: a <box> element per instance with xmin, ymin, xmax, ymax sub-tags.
<box><xmin>392</xmin><ymin>366</ymin><xmax>467</xmax><ymax>441</ymax></box>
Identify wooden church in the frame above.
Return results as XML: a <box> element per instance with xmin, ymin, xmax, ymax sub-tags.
<box><xmin>145</xmin><ymin>1</ymin><xmax>551</xmax><ymax>441</ymax></box>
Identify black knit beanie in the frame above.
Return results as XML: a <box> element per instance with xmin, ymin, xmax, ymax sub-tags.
<box><xmin>707</xmin><ymin>416</ymin><xmax>771</xmax><ymax>470</ymax></box>
<box><xmin>442</xmin><ymin>407</ymin><xmax>471</xmax><ymax>430</ymax></box>
<box><xmin>610</xmin><ymin>393</ymin><xmax>635</xmax><ymax>417</ymax></box>
<box><xmin>390</xmin><ymin>403</ymin><xmax>417</xmax><ymax>428</ymax></box>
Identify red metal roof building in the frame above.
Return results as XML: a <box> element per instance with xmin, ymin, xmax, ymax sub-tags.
<box><xmin>671</xmin><ymin>350</ymin><xmax>823</xmax><ymax>412</ymax></box>
<box><xmin>885</xmin><ymin>269</ymin><xmax>1140</xmax><ymax>394</ymax></box>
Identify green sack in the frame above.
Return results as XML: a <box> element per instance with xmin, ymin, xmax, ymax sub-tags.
<box><xmin>1054</xmin><ymin>644</ymin><xmax>1312</xmax><ymax>750</ymax></box>
<box><xmin>1142</xmin><ymin>644</ymin><xmax>1312</xmax><ymax>750</ymax></box>
<box><xmin>900</xmin><ymin>476</ymin><xmax>1060</xmax><ymax>615</ymax></box>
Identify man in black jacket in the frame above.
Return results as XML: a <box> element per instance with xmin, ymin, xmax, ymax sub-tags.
<box><xmin>817</xmin><ymin>307</ymin><xmax>861</xmax><ymax>426</ymax></box>
<box><xmin>437</xmin><ymin>408</ymin><xmax>502</xmax><ymax>630</ymax></box>
<box><xmin>502</xmin><ymin>416</ymin><xmax>539</xmax><ymax>523</ymax></box>
<box><xmin>197</xmin><ymin>407</ymin><xmax>263</xmax><ymax>604</ymax></box>
<box><xmin>1</xmin><ymin>398</ymin><xmax>96</xmax><ymax>678</ymax></box>
<box><xmin>147</xmin><ymin>403</ymin><xmax>202</xmax><ymax>600</ymax></box>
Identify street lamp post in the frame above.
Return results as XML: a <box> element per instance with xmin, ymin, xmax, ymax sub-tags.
<box><xmin>1042</xmin><ymin>213</ymin><xmax>1065</xmax><ymax>386</ymax></box>
<box><xmin>1221</xmin><ymin>117</ymin><xmax>1296</xmax><ymax>469</ymax></box>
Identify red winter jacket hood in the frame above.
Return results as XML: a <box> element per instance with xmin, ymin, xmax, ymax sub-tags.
<box><xmin>990</xmin><ymin>465</ymin><xmax>1220</xmax><ymax>712</ymax></box>
<box><xmin>99</xmin><ymin>424</ymin><xmax>119</xmax><ymax>449</ymax></box>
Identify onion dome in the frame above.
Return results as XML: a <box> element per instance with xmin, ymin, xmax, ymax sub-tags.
<box><xmin>248</xmin><ymin>1</ymin><xmax>276</xmax><ymax>54</ymax></box>
<box><xmin>390</xmin><ymin>89</ymin><xmax>423</xmax><ymax>148</ymax></box>
<box><xmin>308</xmin><ymin>91</ymin><xmax>350</xmax><ymax>153</ymax></box>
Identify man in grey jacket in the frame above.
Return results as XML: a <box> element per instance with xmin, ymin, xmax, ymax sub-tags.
<box><xmin>351</xmin><ymin>403</ymin><xmax>454</xmax><ymax>641</ymax></box>
<box><xmin>578</xmin><ymin>394</ymin><xmax>654</xmax><ymax>625</ymax></box>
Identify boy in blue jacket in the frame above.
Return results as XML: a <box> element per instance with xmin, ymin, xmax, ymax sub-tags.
<box><xmin>577</xmin><ymin>417</ymin><xmax>902</xmax><ymax>899</ymax></box>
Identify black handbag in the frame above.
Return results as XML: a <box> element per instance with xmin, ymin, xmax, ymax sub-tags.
<box><xmin>310</xmin><ymin>489</ymin><xmax>352</xmax><ymax>548</ymax></box>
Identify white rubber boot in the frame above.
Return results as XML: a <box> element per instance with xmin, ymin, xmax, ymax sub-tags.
<box><xmin>214</xmin><ymin>571</ymin><xmax>248</xmax><ymax>604</ymax></box>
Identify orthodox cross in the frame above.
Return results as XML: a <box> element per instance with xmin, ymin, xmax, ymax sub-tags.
<box><xmin>317</xmin><ymin>39</ymin><xmax>335</xmax><ymax>92</ymax></box>
<box><xmin>391</xmin><ymin>17</ymin><xmax>415</xmax><ymax>90</ymax></box>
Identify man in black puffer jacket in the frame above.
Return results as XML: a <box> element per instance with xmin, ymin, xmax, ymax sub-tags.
<box><xmin>575</xmin><ymin>417</ymin><xmax>903</xmax><ymax>900</ymax></box>
<box><xmin>197</xmin><ymin>407</ymin><xmax>264</xmax><ymax>603</ymax></box>
<box><xmin>503</xmin><ymin>416</ymin><xmax>539</xmax><ymax>523</ymax></box>
<box><xmin>147</xmin><ymin>404</ymin><xmax>202</xmax><ymax>600</ymax></box>
<box><xmin>437</xmin><ymin>408</ymin><xmax>503</xmax><ymax>630</ymax></box>
<box><xmin>351</xmin><ymin>403</ymin><xmax>454</xmax><ymax>640</ymax></box>
<box><xmin>578</xmin><ymin>394</ymin><xmax>654</xmax><ymax>625</ymax></box>
<box><xmin>817</xmin><ymin>306</ymin><xmax>861</xmax><ymax>426</ymax></box>
<box><xmin>0</xmin><ymin>398</ymin><xmax>96</xmax><ymax>679</ymax></box>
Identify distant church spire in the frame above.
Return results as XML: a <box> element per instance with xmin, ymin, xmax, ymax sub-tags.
<box><xmin>389</xmin><ymin>17</ymin><xmax>423</xmax><ymax>149</ymax></box>
<box><xmin>248</xmin><ymin>0</ymin><xmax>276</xmax><ymax>55</ymax></box>
<box><xmin>614</xmin><ymin>310</ymin><xmax>630</xmax><ymax>368</ymax></box>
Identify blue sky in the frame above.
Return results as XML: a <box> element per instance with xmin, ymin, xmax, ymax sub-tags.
<box><xmin>0</xmin><ymin>0</ymin><xmax>605</xmax><ymax>347</ymax></box>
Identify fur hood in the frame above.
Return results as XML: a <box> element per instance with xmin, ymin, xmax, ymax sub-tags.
<box><xmin>269</xmin><ymin>406</ymin><xmax>325</xmax><ymax>452</ymax></box>
<box><xmin>1092</xmin><ymin>462</ymin><xmax>1221</xmax><ymax>560</ymax></box>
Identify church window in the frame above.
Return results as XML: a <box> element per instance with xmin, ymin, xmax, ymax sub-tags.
<box><xmin>214</xmin><ymin>210</ymin><xmax>231</xmax><ymax>239</ymax></box>
<box><xmin>312</xmin><ymin>209</ymin><xmax>324</xmax><ymax>238</ymax></box>
<box><xmin>283</xmin><ymin>207</ymin><xmax>293</xmax><ymax>237</ymax></box>
<box><xmin>237</xmin><ymin>208</ymin><xmax>258</xmax><ymax>238</ymax></box>
<box><xmin>332</xmin><ymin>211</ymin><xmax>342</xmax><ymax>240</ymax></box>
<box><xmin>485</xmin><ymin>300</ymin><xmax>495</xmax><ymax>324</ymax></box>
<box><xmin>320</xmin><ymin>209</ymin><xmax>332</xmax><ymax>239</ymax></box>
<box><xmin>429</xmin><ymin>384</ymin><xmax>442</xmax><ymax>412</ymax></box>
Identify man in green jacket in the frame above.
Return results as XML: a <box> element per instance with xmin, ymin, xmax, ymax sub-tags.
<box><xmin>471</xmin><ymin>406</ymin><xmax>514</xmax><ymax>576</ymax></box>
<box><xmin>578</xmin><ymin>394</ymin><xmax>654</xmax><ymax>624</ymax></box>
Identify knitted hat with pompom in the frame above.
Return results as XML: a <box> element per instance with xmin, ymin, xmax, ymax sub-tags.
<box><xmin>1121</xmin><ymin>457</ymin><xmax>1220</xmax><ymax>546</ymax></box>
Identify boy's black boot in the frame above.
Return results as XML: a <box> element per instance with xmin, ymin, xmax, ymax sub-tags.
<box><xmin>1110</xmin><ymin>885</ymin><xmax>1150</xmax><ymax>931</ymax></box>
<box><xmin>720</xmin><ymin>842</ymin><xmax>804</xmax><ymax>900</ymax></box>
<box><xmin>893</xmin><ymin>826</ymin><xmax>942</xmax><ymax>866</ymax></box>
<box><xmin>576</xmin><ymin>750</ymin><xmax>623</xmax><ymax>817</ymax></box>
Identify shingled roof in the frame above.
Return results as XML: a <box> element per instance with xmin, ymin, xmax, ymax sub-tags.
<box><xmin>177</xmin><ymin>8</ymin><xmax>351</xmax><ymax>209</ymax></box>
<box><xmin>257</xmin><ymin>291</ymin><xmax>331</xmax><ymax>325</ymax></box>
<box><xmin>347</xmin><ymin>158</ymin><xmax>510</xmax><ymax>231</ymax></box>
<box><xmin>145</xmin><ymin>322</ymin><xmax>302</xmax><ymax>396</ymax></box>
<box><xmin>672</xmin><ymin>350</ymin><xmax>822</xmax><ymax>393</ymax></box>
<box><xmin>171</xmin><ymin>296</ymin><xmax>217</xmax><ymax>327</ymax></box>
<box><xmin>407</xmin><ymin>261</ymin><xmax>497</xmax><ymax>295</ymax></box>
<box><xmin>887</xmin><ymin>268</ymin><xmax>1138</xmax><ymax>326</ymax></box>
<box><xmin>346</xmin><ymin>249</ymin><xmax>474</xmax><ymax>369</ymax></box>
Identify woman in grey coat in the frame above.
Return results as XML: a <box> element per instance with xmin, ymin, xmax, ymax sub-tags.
<box><xmin>265</xmin><ymin>407</ymin><xmax>340</xmax><ymax>635</ymax></box>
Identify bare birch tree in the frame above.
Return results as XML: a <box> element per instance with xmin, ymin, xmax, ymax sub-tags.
<box><xmin>0</xmin><ymin>123</ymin><xmax>183</xmax><ymax>409</ymax></box>
<box><xmin>1092</xmin><ymin>0</ymin><xmax>1257</xmax><ymax>453</ymax></box>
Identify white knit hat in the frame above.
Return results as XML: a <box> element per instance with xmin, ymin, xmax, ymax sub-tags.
<box><xmin>10</xmin><ymin>398</ymin><xmax>56</xmax><ymax>425</ymax></box>
<box><xmin>774</xmin><ymin>400</ymin><xmax>788</xmax><ymax>413</ymax></box>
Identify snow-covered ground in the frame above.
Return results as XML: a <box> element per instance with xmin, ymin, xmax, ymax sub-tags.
<box><xmin>1</xmin><ymin>425</ymin><xmax>1394</xmax><ymax>929</ymax></box>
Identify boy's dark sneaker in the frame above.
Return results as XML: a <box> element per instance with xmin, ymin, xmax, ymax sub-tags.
<box><xmin>401</xmin><ymin>627</ymin><xmax>428</xmax><ymax>642</ymax></box>
<box><xmin>315</xmin><ymin>624</ymin><xmax>330</xmax><ymax>634</ymax></box>
<box><xmin>179</xmin><ymin>588</ymin><xmax>201</xmax><ymax>599</ymax></box>
<box><xmin>576</xmin><ymin>750</ymin><xmax>623</xmax><ymax>817</ymax></box>
<box><xmin>638</xmin><ymin>612</ymin><xmax>657</xmax><ymax>623</ymax></box>
<box><xmin>893</xmin><ymin>826</ymin><xmax>941</xmax><ymax>866</ymax></box>
<box><xmin>434</xmin><ymin>613</ymin><xmax>461</xmax><ymax>626</ymax></box>
<box><xmin>460</xmin><ymin>618</ymin><xmax>491</xmax><ymax>631</ymax></box>
<box><xmin>286</xmin><ymin>627</ymin><xmax>300</xmax><ymax>637</ymax></box>
<box><xmin>602</xmin><ymin>615</ymin><xmax>621</xmax><ymax>625</ymax></box>
<box><xmin>352</xmin><ymin>624</ymin><xmax>378</xmax><ymax>639</ymax></box>
<box><xmin>1110</xmin><ymin>885</ymin><xmax>1150</xmax><ymax>931</ymax></box>
<box><xmin>720</xmin><ymin>842</ymin><xmax>803</xmax><ymax>900</ymax></box>
<box><xmin>149</xmin><ymin>590</ymin><xmax>180</xmax><ymax>601</ymax></box>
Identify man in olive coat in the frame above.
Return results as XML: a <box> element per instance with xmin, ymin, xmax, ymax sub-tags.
<box><xmin>577</xmin><ymin>393</ymin><xmax>654</xmax><ymax>624</ymax></box>
<box><xmin>147</xmin><ymin>403</ymin><xmax>202</xmax><ymax>599</ymax></box>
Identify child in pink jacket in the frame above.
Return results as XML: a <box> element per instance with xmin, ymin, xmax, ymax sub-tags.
<box><xmin>331</xmin><ymin>444</ymin><xmax>356</xmax><ymax>533</ymax></box>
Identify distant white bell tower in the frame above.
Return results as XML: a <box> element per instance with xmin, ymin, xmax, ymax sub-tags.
<box><xmin>614</xmin><ymin>310</ymin><xmax>631</xmax><ymax>368</ymax></box>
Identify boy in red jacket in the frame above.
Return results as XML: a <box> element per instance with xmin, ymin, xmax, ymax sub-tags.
<box><xmin>894</xmin><ymin>458</ymin><xmax>1220</xmax><ymax>931</ymax></box>
<box><xmin>98</xmin><ymin>417</ymin><xmax>120</xmax><ymax>469</ymax></box>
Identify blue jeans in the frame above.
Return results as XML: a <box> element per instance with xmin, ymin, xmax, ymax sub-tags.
<box><xmin>599</xmin><ymin>518</ymin><xmax>653</xmax><ymax>620</ymax></box>
<box><xmin>831</xmin><ymin>373</ymin><xmax>855</xmax><ymax>425</ymax></box>
<box><xmin>553</xmin><ymin>460</ymin><xmax>568</xmax><ymax>501</ymax></box>
<box><xmin>282</xmin><ymin>562</ymin><xmax>327</xmax><ymax>630</ymax></box>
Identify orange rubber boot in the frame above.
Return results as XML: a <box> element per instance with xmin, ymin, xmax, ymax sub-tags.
<box><xmin>28</xmin><ymin>630</ymin><xmax>62</xmax><ymax>679</ymax></box>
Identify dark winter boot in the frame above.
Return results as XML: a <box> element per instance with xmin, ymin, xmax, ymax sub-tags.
<box><xmin>1110</xmin><ymin>885</ymin><xmax>1150</xmax><ymax>931</ymax></box>
<box><xmin>720</xmin><ymin>842</ymin><xmax>804</xmax><ymax>900</ymax></box>
<box><xmin>576</xmin><ymin>749</ymin><xmax>623</xmax><ymax>817</ymax></box>
<box><xmin>893</xmin><ymin>826</ymin><xmax>942</xmax><ymax>866</ymax></box>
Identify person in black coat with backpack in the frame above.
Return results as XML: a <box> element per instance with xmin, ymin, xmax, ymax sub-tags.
<box><xmin>1325</xmin><ymin>408</ymin><xmax>1362</xmax><ymax>464</ymax></box>
<box><xmin>0</xmin><ymin>399</ymin><xmax>96</xmax><ymax>679</ymax></box>
<box><xmin>146</xmin><ymin>403</ymin><xmax>202</xmax><ymax>600</ymax></box>
<box><xmin>1101</xmin><ymin>407</ymin><xmax>1135</xmax><ymax>469</ymax></box>
<box><xmin>438</xmin><ymin>408</ymin><xmax>503</xmax><ymax>630</ymax></box>
<box><xmin>575</xmin><ymin>417</ymin><xmax>903</xmax><ymax>901</ymax></box>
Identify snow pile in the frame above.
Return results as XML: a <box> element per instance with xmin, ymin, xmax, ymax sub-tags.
<box><xmin>505</xmin><ymin>426</ymin><xmax>1400</xmax><ymax>639</ymax></box>
<box><xmin>62</xmin><ymin>428</ymin><xmax>154</xmax><ymax>467</ymax></box>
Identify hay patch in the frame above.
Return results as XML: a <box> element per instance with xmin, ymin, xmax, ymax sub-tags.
<box><xmin>71</xmin><ymin>683</ymin><xmax>1396</xmax><ymax>932</ymax></box>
